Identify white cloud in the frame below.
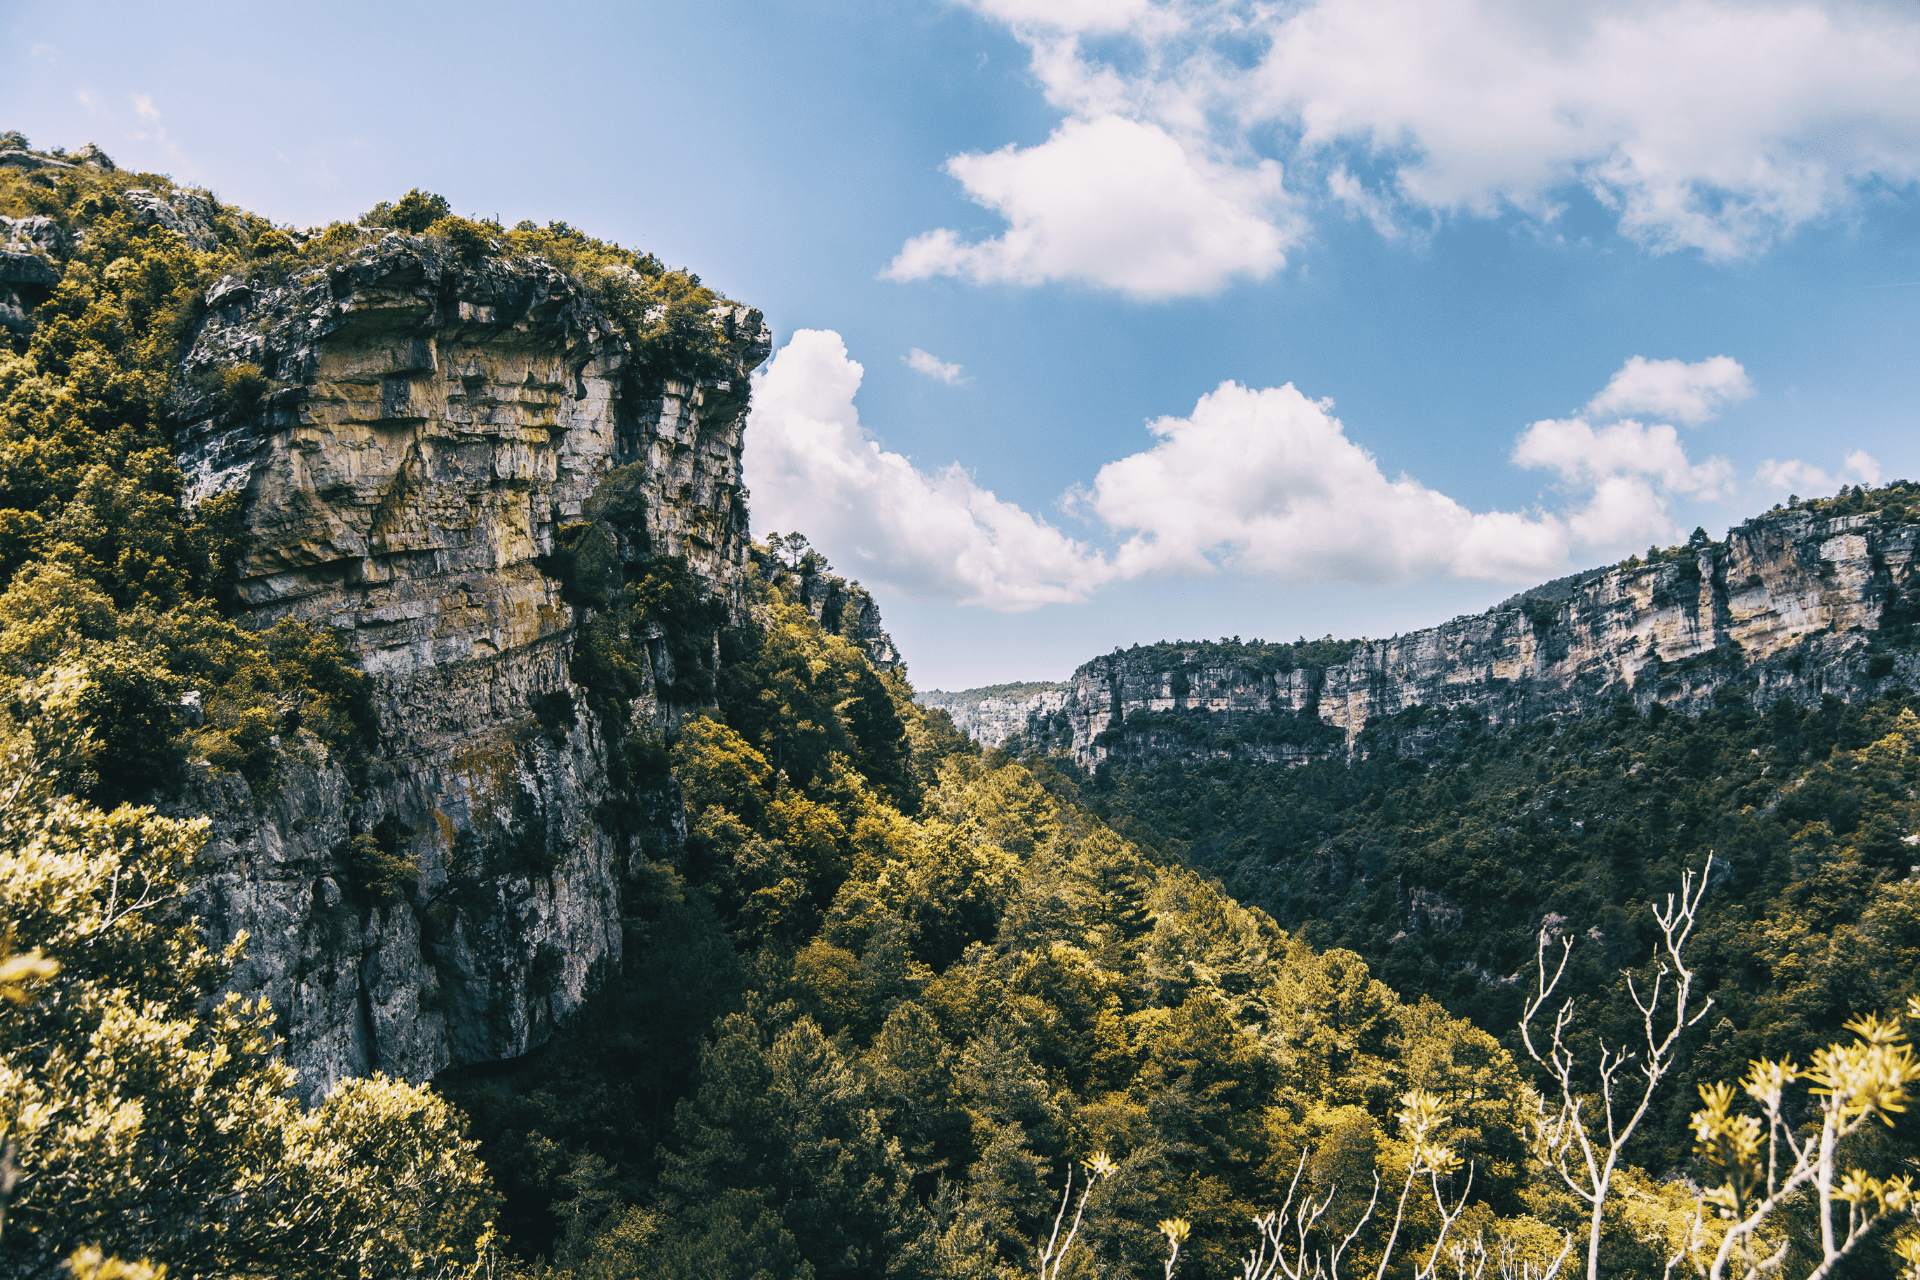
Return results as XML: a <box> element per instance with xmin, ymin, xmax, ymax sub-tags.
<box><xmin>1507</xmin><ymin>354</ymin><xmax>1744</xmax><ymax>552</ymax></box>
<box><xmin>1755</xmin><ymin>450</ymin><xmax>1883</xmax><ymax>496</ymax></box>
<box><xmin>1083</xmin><ymin>381</ymin><xmax>1567</xmax><ymax>582</ymax></box>
<box><xmin>743</xmin><ymin>330</ymin><xmax>1112</xmax><ymax>611</ymax></box>
<box><xmin>884</xmin><ymin>115</ymin><xmax>1290</xmax><ymax>297</ymax></box>
<box><xmin>967</xmin><ymin>0</ymin><xmax>1150</xmax><ymax>32</ymax></box>
<box><xmin>1585</xmin><ymin>355</ymin><xmax>1752</xmax><ymax>425</ymax></box>
<box><xmin>906</xmin><ymin>0</ymin><xmax>1920</xmax><ymax>294</ymax></box>
<box><xmin>905</xmin><ymin>348</ymin><xmax>967</xmax><ymax>384</ymax></box>
<box><xmin>750</xmin><ymin>335</ymin><xmax>1874</xmax><ymax>613</ymax></box>
<box><xmin>1513</xmin><ymin>418</ymin><xmax>1734</xmax><ymax>499</ymax></box>
<box><xmin>129</xmin><ymin>93</ymin><xmax>185</xmax><ymax>161</ymax></box>
<box><xmin>1513</xmin><ymin>416</ymin><xmax>1734</xmax><ymax>549</ymax></box>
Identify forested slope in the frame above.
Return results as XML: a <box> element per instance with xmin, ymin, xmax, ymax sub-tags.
<box><xmin>3</xmin><ymin>132</ymin><xmax>1920</xmax><ymax>1280</ymax></box>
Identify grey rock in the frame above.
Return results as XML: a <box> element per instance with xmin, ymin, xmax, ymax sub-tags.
<box><xmin>118</xmin><ymin>187</ymin><xmax>226</xmax><ymax>252</ymax></box>
<box><xmin>0</xmin><ymin>250</ymin><xmax>59</xmax><ymax>286</ymax></box>
<box><xmin>2</xmin><ymin>215</ymin><xmax>69</xmax><ymax>256</ymax></box>
<box><xmin>0</xmin><ymin>149</ymin><xmax>73</xmax><ymax>172</ymax></box>
<box><xmin>952</xmin><ymin>511</ymin><xmax>1920</xmax><ymax>769</ymax></box>
<box><xmin>169</xmin><ymin>238</ymin><xmax>771</xmax><ymax>1102</ymax></box>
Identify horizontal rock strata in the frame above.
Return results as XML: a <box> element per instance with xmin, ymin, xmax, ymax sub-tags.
<box><xmin>170</xmin><ymin>231</ymin><xmax>767</xmax><ymax>1100</ymax></box>
<box><xmin>938</xmin><ymin>512</ymin><xmax>1920</xmax><ymax>769</ymax></box>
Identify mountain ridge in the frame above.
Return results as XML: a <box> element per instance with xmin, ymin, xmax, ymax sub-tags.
<box><xmin>923</xmin><ymin>492</ymin><xmax>1920</xmax><ymax>768</ymax></box>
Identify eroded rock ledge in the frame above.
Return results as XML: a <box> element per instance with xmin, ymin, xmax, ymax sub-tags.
<box><xmin>170</xmin><ymin>238</ymin><xmax>768</xmax><ymax>1101</ymax></box>
<box><xmin>956</xmin><ymin>512</ymin><xmax>1920</xmax><ymax>769</ymax></box>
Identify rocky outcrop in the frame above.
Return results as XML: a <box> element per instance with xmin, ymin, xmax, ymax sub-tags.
<box><xmin>1</xmin><ymin>217</ymin><xmax>63</xmax><ymax>335</ymax></box>
<box><xmin>920</xmin><ymin>683</ymin><xmax>1068</xmax><ymax>748</ymax></box>
<box><xmin>750</xmin><ymin>551</ymin><xmax>902</xmax><ymax>669</ymax></box>
<box><xmin>169</xmin><ymin>235</ymin><xmax>769</xmax><ymax>1100</ymax></box>
<box><xmin>967</xmin><ymin>512</ymin><xmax>1920</xmax><ymax>770</ymax></box>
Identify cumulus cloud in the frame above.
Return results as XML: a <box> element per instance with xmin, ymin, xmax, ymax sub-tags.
<box><xmin>896</xmin><ymin>0</ymin><xmax>1920</xmax><ymax>294</ymax></box>
<box><xmin>1513</xmin><ymin>416</ymin><xmax>1734</xmax><ymax>548</ymax></box>
<box><xmin>743</xmin><ymin>330</ymin><xmax>1112</xmax><ymax>611</ymax></box>
<box><xmin>905</xmin><ymin>348</ymin><xmax>967</xmax><ymax>384</ymax></box>
<box><xmin>1585</xmin><ymin>355</ymin><xmax>1752</xmax><ymax>425</ymax></box>
<box><xmin>1755</xmin><ymin>449</ymin><xmax>1883</xmax><ymax>497</ymax></box>
<box><xmin>1082</xmin><ymin>381</ymin><xmax>1567</xmax><ymax>582</ymax></box>
<box><xmin>1513</xmin><ymin>418</ymin><xmax>1734</xmax><ymax>499</ymax></box>
<box><xmin>885</xmin><ymin>115</ymin><xmax>1290</xmax><ymax>297</ymax></box>
<box><xmin>751</xmin><ymin>335</ymin><xmax>1872</xmax><ymax>613</ymax></box>
<box><xmin>1507</xmin><ymin>354</ymin><xmax>1748</xmax><ymax>551</ymax></box>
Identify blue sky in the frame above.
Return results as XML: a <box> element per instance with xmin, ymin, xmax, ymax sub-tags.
<box><xmin>5</xmin><ymin>0</ymin><xmax>1919</xmax><ymax>690</ymax></box>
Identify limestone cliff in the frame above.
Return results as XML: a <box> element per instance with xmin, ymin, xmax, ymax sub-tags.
<box><xmin>949</xmin><ymin>511</ymin><xmax>1920</xmax><ymax>770</ymax></box>
<box><xmin>168</xmin><ymin>231</ymin><xmax>768</xmax><ymax>1101</ymax></box>
<box><xmin>920</xmin><ymin>682</ymin><xmax>1068</xmax><ymax>748</ymax></box>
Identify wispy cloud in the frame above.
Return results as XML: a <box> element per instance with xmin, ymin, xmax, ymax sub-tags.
<box><xmin>72</xmin><ymin>89</ymin><xmax>187</xmax><ymax>165</ymax></box>
<box><xmin>129</xmin><ymin>93</ymin><xmax>184</xmax><ymax>161</ymax></box>
<box><xmin>1755</xmin><ymin>450</ymin><xmax>1882</xmax><ymax>498</ymax></box>
<box><xmin>905</xmin><ymin>348</ymin><xmax>968</xmax><ymax>385</ymax></box>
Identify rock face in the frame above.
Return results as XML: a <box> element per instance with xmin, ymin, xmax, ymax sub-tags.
<box><xmin>170</xmin><ymin>236</ymin><xmax>769</xmax><ymax>1101</ymax></box>
<box><xmin>954</xmin><ymin>513</ymin><xmax>1920</xmax><ymax>770</ymax></box>
<box><xmin>1</xmin><ymin>216</ymin><xmax>63</xmax><ymax>336</ymax></box>
<box><xmin>920</xmin><ymin>683</ymin><xmax>1069</xmax><ymax>748</ymax></box>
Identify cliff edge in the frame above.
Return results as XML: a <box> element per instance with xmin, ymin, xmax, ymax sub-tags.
<box><xmin>169</xmin><ymin>228</ymin><xmax>769</xmax><ymax>1100</ymax></box>
<box><xmin>939</xmin><ymin>505</ymin><xmax>1920</xmax><ymax>770</ymax></box>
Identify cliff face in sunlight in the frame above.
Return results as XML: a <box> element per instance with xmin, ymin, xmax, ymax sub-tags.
<box><xmin>170</xmin><ymin>232</ymin><xmax>768</xmax><ymax>1100</ymax></box>
<box><xmin>938</xmin><ymin>509</ymin><xmax>1920</xmax><ymax>769</ymax></box>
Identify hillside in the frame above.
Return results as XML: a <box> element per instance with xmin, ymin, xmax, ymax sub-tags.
<box><xmin>4</xmin><ymin>134</ymin><xmax>1920</xmax><ymax>1280</ymax></box>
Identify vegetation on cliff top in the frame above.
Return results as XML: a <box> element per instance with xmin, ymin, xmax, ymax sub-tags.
<box><xmin>0</xmin><ymin>140</ymin><xmax>743</xmax><ymax>806</ymax></box>
<box><xmin>8</xmin><ymin>136</ymin><xmax>1920</xmax><ymax>1280</ymax></box>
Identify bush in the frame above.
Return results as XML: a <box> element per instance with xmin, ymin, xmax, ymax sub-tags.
<box><xmin>426</xmin><ymin>215</ymin><xmax>495</xmax><ymax>262</ymax></box>
<box><xmin>367</xmin><ymin>188</ymin><xmax>452</xmax><ymax>234</ymax></box>
<box><xmin>342</xmin><ymin>821</ymin><xmax>420</xmax><ymax>900</ymax></box>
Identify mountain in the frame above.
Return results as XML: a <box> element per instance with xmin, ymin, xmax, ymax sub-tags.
<box><xmin>8</xmin><ymin>139</ymin><xmax>1920</xmax><ymax>1280</ymax></box>
<box><xmin>917</xmin><ymin>680</ymin><xmax>1068</xmax><ymax>748</ymax></box>
<box><xmin>931</xmin><ymin>498</ymin><xmax>1920</xmax><ymax>771</ymax></box>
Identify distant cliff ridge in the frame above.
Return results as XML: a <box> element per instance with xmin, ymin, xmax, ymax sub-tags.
<box><xmin>927</xmin><ymin>506</ymin><xmax>1920</xmax><ymax>769</ymax></box>
<box><xmin>919</xmin><ymin>681</ymin><xmax>1069</xmax><ymax>747</ymax></box>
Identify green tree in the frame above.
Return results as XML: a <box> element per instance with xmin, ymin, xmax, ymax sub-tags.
<box><xmin>0</xmin><ymin>685</ymin><xmax>493</xmax><ymax>1277</ymax></box>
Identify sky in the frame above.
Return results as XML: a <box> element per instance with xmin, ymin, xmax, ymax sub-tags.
<box><xmin>5</xmin><ymin>0</ymin><xmax>1919</xmax><ymax>690</ymax></box>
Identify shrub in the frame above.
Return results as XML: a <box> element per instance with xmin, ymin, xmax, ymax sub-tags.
<box><xmin>366</xmin><ymin>188</ymin><xmax>451</xmax><ymax>234</ymax></box>
<box><xmin>426</xmin><ymin>215</ymin><xmax>494</xmax><ymax>262</ymax></box>
<box><xmin>341</xmin><ymin>825</ymin><xmax>420</xmax><ymax>901</ymax></box>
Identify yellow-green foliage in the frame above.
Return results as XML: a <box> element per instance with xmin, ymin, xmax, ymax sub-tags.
<box><xmin>468</xmin><ymin>582</ymin><xmax>1561</xmax><ymax>1280</ymax></box>
<box><xmin>340</xmin><ymin>831</ymin><xmax>421</xmax><ymax>901</ymax></box>
<box><xmin>501</xmin><ymin>220</ymin><xmax>739</xmax><ymax>387</ymax></box>
<box><xmin>0</xmin><ymin>695</ymin><xmax>494</xmax><ymax>1276</ymax></box>
<box><xmin>0</xmin><ymin>153</ymin><xmax>373</xmax><ymax>802</ymax></box>
<box><xmin>0</xmin><ymin>160</ymin><xmax>738</xmax><ymax>805</ymax></box>
<box><xmin>632</xmin><ymin>727</ymin><xmax>1549</xmax><ymax>1280</ymax></box>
